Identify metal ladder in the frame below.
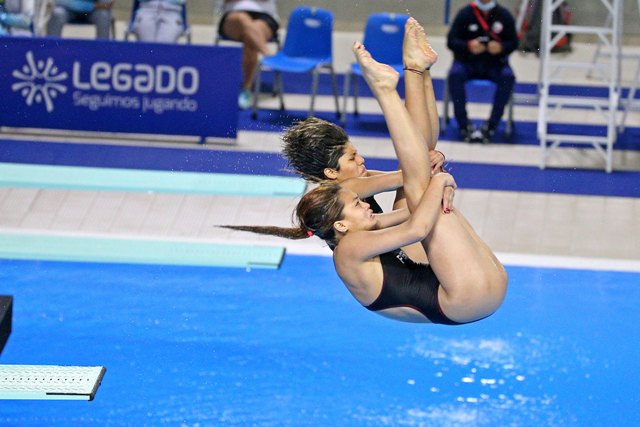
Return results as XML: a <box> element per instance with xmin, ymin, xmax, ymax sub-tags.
<box><xmin>587</xmin><ymin>0</ymin><xmax>640</xmax><ymax>133</ymax></box>
<box><xmin>537</xmin><ymin>0</ymin><xmax>623</xmax><ymax>173</ymax></box>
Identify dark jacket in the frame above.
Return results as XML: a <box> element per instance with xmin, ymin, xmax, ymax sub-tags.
<box><xmin>447</xmin><ymin>2</ymin><xmax>518</xmax><ymax>66</ymax></box>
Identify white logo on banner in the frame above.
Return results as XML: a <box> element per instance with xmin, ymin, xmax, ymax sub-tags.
<box><xmin>10</xmin><ymin>50</ymin><xmax>201</xmax><ymax>114</ymax></box>
<box><xmin>12</xmin><ymin>51</ymin><xmax>68</xmax><ymax>113</ymax></box>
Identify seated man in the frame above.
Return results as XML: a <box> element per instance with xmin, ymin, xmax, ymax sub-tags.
<box><xmin>446</xmin><ymin>0</ymin><xmax>517</xmax><ymax>143</ymax></box>
<box><xmin>46</xmin><ymin>0</ymin><xmax>113</xmax><ymax>39</ymax></box>
<box><xmin>0</xmin><ymin>0</ymin><xmax>33</xmax><ymax>35</ymax></box>
<box><xmin>217</xmin><ymin>0</ymin><xmax>279</xmax><ymax>109</ymax></box>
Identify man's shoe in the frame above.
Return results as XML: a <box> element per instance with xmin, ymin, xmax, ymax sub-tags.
<box><xmin>238</xmin><ymin>89</ymin><xmax>251</xmax><ymax>110</ymax></box>
<box><xmin>469</xmin><ymin>127</ymin><xmax>485</xmax><ymax>143</ymax></box>
<box><xmin>480</xmin><ymin>122</ymin><xmax>496</xmax><ymax>144</ymax></box>
<box><xmin>460</xmin><ymin>124</ymin><xmax>476</xmax><ymax>142</ymax></box>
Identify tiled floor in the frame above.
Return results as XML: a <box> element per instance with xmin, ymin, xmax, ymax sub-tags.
<box><xmin>1</xmin><ymin>25</ymin><xmax>639</xmax><ymax>270</ymax></box>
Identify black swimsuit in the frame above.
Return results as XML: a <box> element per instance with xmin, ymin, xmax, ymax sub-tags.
<box><xmin>365</xmin><ymin>249</ymin><xmax>463</xmax><ymax>325</ymax></box>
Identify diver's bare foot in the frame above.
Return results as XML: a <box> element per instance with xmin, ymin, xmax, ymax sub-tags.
<box><xmin>415</xmin><ymin>20</ymin><xmax>438</xmax><ymax>70</ymax></box>
<box><xmin>403</xmin><ymin>18</ymin><xmax>437</xmax><ymax>72</ymax></box>
<box><xmin>352</xmin><ymin>41</ymin><xmax>399</xmax><ymax>92</ymax></box>
<box><xmin>403</xmin><ymin>18</ymin><xmax>427</xmax><ymax>70</ymax></box>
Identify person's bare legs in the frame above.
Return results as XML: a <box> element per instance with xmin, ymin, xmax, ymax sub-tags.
<box><xmin>399</xmin><ymin>20</ymin><xmax>498</xmax><ymax>273</ymax></box>
<box><xmin>353</xmin><ymin>41</ymin><xmax>430</xmax><ymax>211</ymax></box>
<box><xmin>355</xmin><ymin>37</ymin><xmax>507</xmax><ymax>323</ymax></box>
<box><xmin>423</xmin><ymin>71</ymin><xmax>440</xmax><ymax>144</ymax></box>
<box><xmin>423</xmin><ymin>209</ymin><xmax>508</xmax><ymax>322</ymax></box>
<box><xmin>417</xmin><ymin>23</ymin><xmax>441</xmax><ymax>145</ymax></box>
<box><xmin>394</xmin><ymin>18</ymin><xmax>440</xmax><ymax>263</ymax></box>
<box><xmin>403</xmin><ymin>17</ymin><xmax>438</xmax><ymax>150</ymax></box>
<box><xmin>221</xmin><ymin>12</ymin><xmax>273</xmax><ymax>90</ymax></box>
<box><xmin>394</xmin><ymin>19</ymin><xmax>440</xmax><ymax>210</ymax></box>
<box><xmin>417</xmin><ymin>14</ymin><xmax>507</xmax><ymax>320</ymax></box>
<box><xmin>405</xmin><ymin>23</ymin><xmax>506</xmax><ymax>320</ymax></box>
<box><xmin>452</xmin><ymin>208</ymin><xmax>507</xmax><ymax>277</ymax></box>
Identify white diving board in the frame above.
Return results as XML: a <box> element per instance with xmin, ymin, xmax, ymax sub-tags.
<box><xmin>0</xmin><ymin>233</ymin><xmax>286</xmax><ymax>269</ymax></box>
<box><xmin>0</xmin><ymin>365</ymin><xmax>106</xmax><ymax>400</ymax></box>
<box><xmin>0</xmin><ymin>162</ymin><xmax>306</xmax><ymax>198</ymax></box>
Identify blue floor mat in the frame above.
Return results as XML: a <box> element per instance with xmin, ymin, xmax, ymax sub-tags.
<box><xmin>2</xmin><ymin>139</ymin><xmax>639</xmax><ymax>197</ymax></box>
<box><xmin>242</xmin><ymin>107</ymin><xmax>640</xmax><ymax>150</ymax></box>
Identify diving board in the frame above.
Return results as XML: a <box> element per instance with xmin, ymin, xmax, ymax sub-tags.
<box><xmin>0</xmin><ymin>162</ymin><xmax>306</xmax><ymax>198</ymax></box>
<box><xmin>0</xmin><ymin>296</ymin><xmax>11</xmax><ymax>355</ymax></box>
<box><xmin>0</xmin><ymin>233</ymin><xmax>286</xmax><ymax>269</ymax></box>
<box><xmin>0</xmin><ymin>365</ymin><xmax>106</xmax><ymax>401</ymax></box>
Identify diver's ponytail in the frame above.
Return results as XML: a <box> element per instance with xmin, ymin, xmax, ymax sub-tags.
<box><xmin>220</xmin><ymin>225</ymin><xmax>310</xmax><ymax>240</ymax></box>
<box><xmin>221</xmin><ymin>182</ymin><xmax>344</xmax><ymax>248</ymax></box>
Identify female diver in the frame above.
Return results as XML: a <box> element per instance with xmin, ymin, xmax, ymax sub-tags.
<box><xmin>225</xmin><ymin>18</ymin><xmax>508</xmax><ymax>324</ymax></box>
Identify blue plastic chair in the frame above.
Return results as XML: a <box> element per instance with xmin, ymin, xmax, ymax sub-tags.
<box><xmin>341</xmin><ymin>12</ymin><xmax>409</xmax><ymax>126</ymax></box>
<box><xmin>124</xmin><ymin>0</ymin><xmax>191</xmax><ymax>43</ymax></box>
<box><xmin>441</xmin><ymin>77</ymin><xmax>515</xmax><ymax>138</ymax></box>
<box><xmin>251</xmin><ymin>6</ymin><xmax>340</xmax><ymax>119</ymax></box>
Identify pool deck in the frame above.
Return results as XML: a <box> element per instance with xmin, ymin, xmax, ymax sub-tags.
<box><xmin>1</xmin><ymin>30</ymin><xmax>639</xmax><ymax>271</ymax></box>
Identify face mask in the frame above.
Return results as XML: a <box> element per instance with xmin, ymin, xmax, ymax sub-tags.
<box><xmin>475</xmin><ymin>1</ymin><xmax>496</xmax><ymax>11</ymax></box>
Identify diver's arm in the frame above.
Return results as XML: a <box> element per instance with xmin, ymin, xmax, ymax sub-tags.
<box><xmin>374</xmin><ymin>208</ymin><xmax>409</xmax><ymax>229</ymax></box>
<box><xmin>340</xmin><ymin>170</ymin><xmax>403</xmax><ymax>199</ymax></box>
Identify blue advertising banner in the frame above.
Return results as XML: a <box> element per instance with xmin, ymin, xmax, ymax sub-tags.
<box><xmin>0</xmin><ymin>37</ymin><xmax>242</xmax><ymax>143</ymax></box>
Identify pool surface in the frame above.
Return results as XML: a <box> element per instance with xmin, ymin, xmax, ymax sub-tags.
<box><xmin>1</xmin><ymin>255</ymin><xmax>639</xmax><ymax>426</ymax></box>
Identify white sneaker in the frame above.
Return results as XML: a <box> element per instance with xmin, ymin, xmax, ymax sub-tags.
<box><xmin>238</xmin><ymin>89</ymin><xmax>251</xmax><ymax>110</ymax></box>
<box><xmin>469</xmin><ymin>128</ymin><xmax>485</xmax><ymax>143</ymax></box>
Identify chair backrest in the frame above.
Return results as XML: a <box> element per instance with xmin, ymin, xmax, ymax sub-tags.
<box><xmin>362</xmin><ymin>12</ymin><xmax>409</xmax><ymax>66</ymax></box>
<box><xmin>282</xmin><ymin>6</ymin><xmax>333</xmax><ymax>61</ymax></box>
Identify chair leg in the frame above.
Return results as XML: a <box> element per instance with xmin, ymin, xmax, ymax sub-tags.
<box><xmin>330</xmin><ymin>66</ymin><xmax>340</xmax><ymax>118</ymax></box>
<box><xmin>310</xmin><ymin>69</ymin><xmax>319</xmax><ymax>117</ymax></box>
<box><xmin>275</xmin><ymin>71</ymin><xmax>285</xmax><ymax>110</ymax></box>
<box><xmin>251</xmin><ymin>66</ymin><xmax>261</xmax><ymax>120</ymax></box>
<box><xmin>441</xmin><ymin>78</ymin><xmax>450</xmax><ymax>134</ymax></box>
<box><xmin>110</xmin><ymin>17</ymin><xmax>116</xmax><ymax>40</ymax></box>
<box><xmin>354</xmin><ymin>77</ymin><xmax>359</xmax><ymax>117</ymax></box>
<box><xmin>341</xmin><ymin>71</ymin><xmax>351</xmax><ymax>127</ymax></box>
<box><xmin>505</xmin><ymin>90</ymin><xmax>514</xmax><ymax>138</ymax></box>
<box><xmin>271</xmin><ymin>66</ymin><xmax>279</xmax><ymax>97</ymax></box>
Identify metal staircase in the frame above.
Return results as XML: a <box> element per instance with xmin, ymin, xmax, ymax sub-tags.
<box><xmin>587</xmin><ymin>0</ymin><xmax>640</xmax><ymax>133</ymax></box>
<box><xmin>537</xmin><ymin>0</ymin><xmax>624</xmax><ymax>173</ymax></box>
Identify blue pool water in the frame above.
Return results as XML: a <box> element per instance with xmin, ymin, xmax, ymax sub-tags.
<box><xmin>0</xmin><ymin>255</ymin><xmax>639</xmax><ymax>426</ymax></box>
